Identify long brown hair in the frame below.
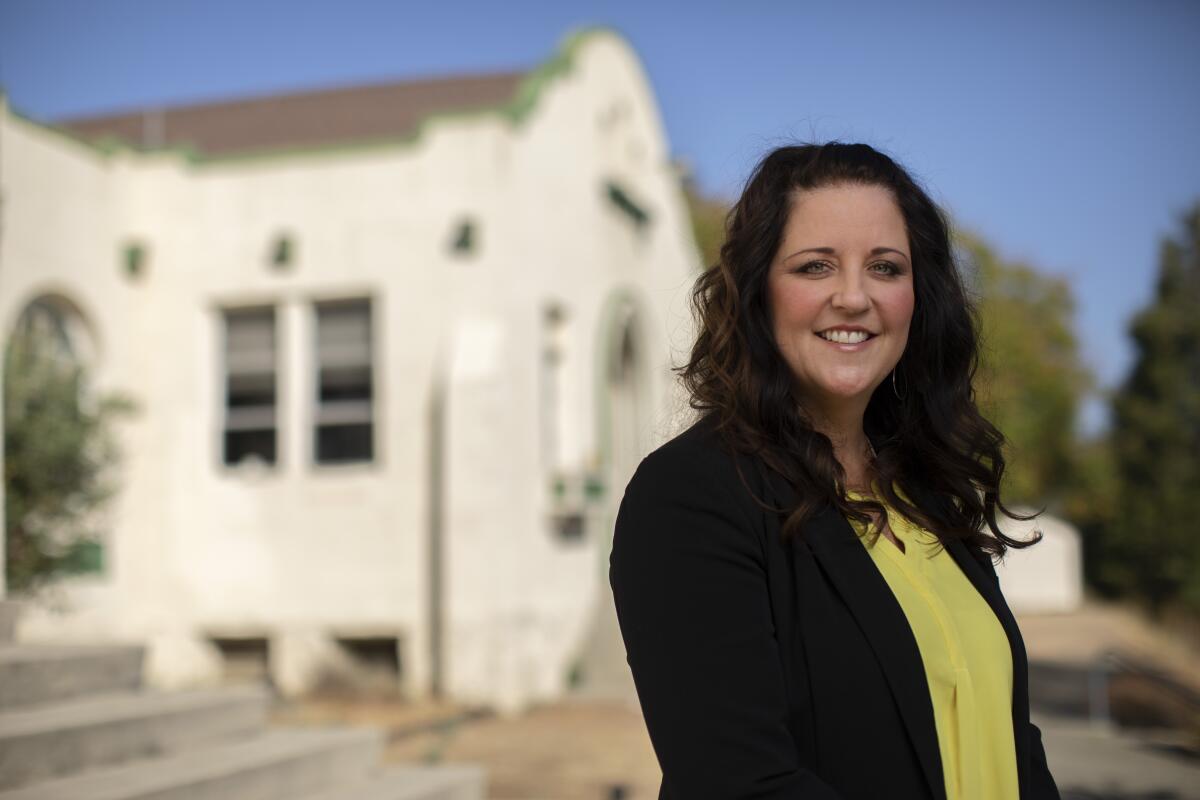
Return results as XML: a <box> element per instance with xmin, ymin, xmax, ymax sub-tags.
<box><xmin>680</xmin><ymin>142</ymin><xmax>1037</xmax><ymax>558</ymax></box>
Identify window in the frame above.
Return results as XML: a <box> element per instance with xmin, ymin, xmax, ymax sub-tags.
<box><xmin>314</xmin><ymin>298</ymin><xmax>373</xmax><ymax>464</ymax></box>
<box><xmin>222</xmin><ymin>306</ymin><xmax>277</xmax><ymax>466</ymax></box>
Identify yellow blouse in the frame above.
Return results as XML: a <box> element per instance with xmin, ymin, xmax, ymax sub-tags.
<box><xmin>846</xmin><ymin>492</ymin><xmax>1019</xmax><ymax>800</ymax></box>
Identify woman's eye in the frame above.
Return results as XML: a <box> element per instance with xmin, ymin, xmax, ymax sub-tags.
<box><xmin>871</xmin><ymin>261</ymin><xmax>901</xmax><ymax>275</ymax></box>
<box><xmin>796</xmin><ymin>260</ymin><xmax>830</xmax><ymax>274</ymax></box>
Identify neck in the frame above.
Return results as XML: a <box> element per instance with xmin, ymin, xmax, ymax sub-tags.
<box><xmin>803</xmin><ymin>400</ymin><xmax>874</xmax><ymax>492</ymax></box>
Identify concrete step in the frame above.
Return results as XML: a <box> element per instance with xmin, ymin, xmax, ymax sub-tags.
<box><xmin>0</xmin><ymin>602</ymin><xmax>17</xmax><ymax>643</ymax></box>
<box><xmin>0</xmin><ymin>643</ymin><xmax>143</xmax><ymax>709</ymax></box>
<box><xmin>0</xmin><ymin>685</ymin><xmax>267</xmax><ymax>789</ymax></box>
<box><xmin>0</xmin><ymin>725</ymin><xmax>382</xmax><ymax>800</ymax></box>
<box><xmin>294</xmin><ymin>764</ymin><xmax>487</xmax><ymax>800</ymax></box>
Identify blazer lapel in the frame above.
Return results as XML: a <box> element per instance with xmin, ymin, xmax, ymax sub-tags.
<box><xmin>760</xmin><ymin>466</ymin><xmax>947</xmax><ymax>800</ymax></box>
<box><xmin>942</xmin><ymin>535</ymin><xmax>1033</xmax><ymax>796</ymax></box>
<box><xmin>901</xmin><ymin>482</ymin><xmax>1035</xmax><ymax>798</ymax></box>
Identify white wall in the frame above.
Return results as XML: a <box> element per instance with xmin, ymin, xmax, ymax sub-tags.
<box><xmin>995</xmin><ymin>509</ymin><xmax>1084</xmax><ymax>614</ymax></box>
<box><xmin>0</xmin><ymin>30</ymin><xmax>699</xmax><ymax>712</ymax></box>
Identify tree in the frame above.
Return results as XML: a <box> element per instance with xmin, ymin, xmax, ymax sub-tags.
<box><xmin>3</xmin><ymin>310</ymin><xmax>134</xmax><ymax>593</ymax></box>
<box><xmin>1105</xmin><ymin>201</ymin><xmax>1200</xmax><ymax>613</ymax></box>
<box><xmin>959</xmin><ymin>230</ymin><xmax>1093</xmax><ymax>506</ymax></box>
<box><xmin>682</xmin><ymin>178</ymin><xmax>727</xmax><ymax>272</ymax></box>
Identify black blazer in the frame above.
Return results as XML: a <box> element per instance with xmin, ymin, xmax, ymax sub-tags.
<box><xmin>609</xmin><ymin>414</ymin><xmax>1060</xmax><ymax>799</ymax></box>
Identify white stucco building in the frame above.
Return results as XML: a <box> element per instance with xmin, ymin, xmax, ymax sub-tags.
<box><xmin>995</xmin><ymin>510</ymin><xmax>1084</xmax><ymax>614</ymax></box>
<box><xmin>0</xmin><ymin>28</ymin><xmax>699</xmax><ymax>713</ymax></box>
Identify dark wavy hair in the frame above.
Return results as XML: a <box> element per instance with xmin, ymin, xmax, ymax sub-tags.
<box><xmin>680</xmin><ymin>142</ymin><xmax>1037</xmax><ymax>558</ymax></box>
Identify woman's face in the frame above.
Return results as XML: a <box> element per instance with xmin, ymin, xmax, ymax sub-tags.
<box><xmin>766</xmin><ymin>182</ymin><xmax>915</xmax><ymax>419</ymax></box>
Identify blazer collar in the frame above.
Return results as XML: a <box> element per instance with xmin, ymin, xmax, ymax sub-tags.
<box><xmin>761</xmin><ymin>464</ymin><xmax>1034</xmax><ymax>800</ymax></box>
<box><xmin>760</xmin><ymin>465</ymin><xmax>946</xmax><ymax>800</ymax></box>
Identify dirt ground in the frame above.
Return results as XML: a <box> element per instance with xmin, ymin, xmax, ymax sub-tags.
<box><xmin>270</xmin><ymin>695</ymin><xmax>663</xmax><ymax>800</ymax></box>
<box><xmin>269</xmin><ymin>599</ymin><xmax>1200</xmax><ymax>800</ymax></box>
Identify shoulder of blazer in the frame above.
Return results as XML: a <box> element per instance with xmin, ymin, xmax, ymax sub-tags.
<box><xmin>628</xmin><ymin>413</ymin><xmax>769</xmax><ymax>513</ymax></box>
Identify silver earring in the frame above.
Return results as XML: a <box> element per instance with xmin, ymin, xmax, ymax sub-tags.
<box><xmin>892</xmin><ymin>368</ymin><xmax>907</xmax><ymax>401</ymax></box>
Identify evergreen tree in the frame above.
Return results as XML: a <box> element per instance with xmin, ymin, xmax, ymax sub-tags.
<box><xmin>1106</xmin><ymin>201</ymin><xmax>1200</xmax><ymax>613</ymax></box>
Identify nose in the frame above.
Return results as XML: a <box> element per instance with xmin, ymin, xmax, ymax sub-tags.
<box><xmin>831</xmin><ymin>267</ymin><xmax>871</xmax><ymax>313</ymax></box>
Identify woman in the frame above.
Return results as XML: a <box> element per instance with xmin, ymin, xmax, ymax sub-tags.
<box><xmin>608</xmin><ymin>143</ymin><xmax>1061</xmax><ymax>799</ymax></box>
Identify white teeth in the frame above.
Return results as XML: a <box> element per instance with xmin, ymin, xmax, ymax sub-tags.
<box><xmin>819</xmin><ymin>329</ymin><xmax>870</xmax><ymax>344</ymax></box>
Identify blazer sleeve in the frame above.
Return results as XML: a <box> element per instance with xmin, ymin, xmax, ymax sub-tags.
<box><xmin>609</xmin><ymin>446</ymin><xmax>844</xmax><ymax>799</ymax></box>
<box><xmin>1027</xmin><ymin>720</ymin><xmax>1061</xmax><ymax>799</ymax></box>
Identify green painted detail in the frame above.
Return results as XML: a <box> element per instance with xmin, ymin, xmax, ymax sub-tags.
<box><xmin>122</xmin><ymin>242</ymin><xmax>147</xmax><ymax>279</ymax></box>
<box><xmin>566</xmin><ymin>658</ymin><xmax>585</xmax><ymax>689</ymax></box>
<box><xmin>583</xmin><ymin>473</ymin><xmax>605</xmax><ymax>500</ymax></box>
<box><xmin>1</xmin><ymin>26</ymin><xmax>630</xmax><ymax>168</ymax></box>
<box><xmin>605</xmin><ymin>180</ymin><xmax>651</xmax><ymax>228</ymax></box>
<box><xmin>61</xmin><ymin>538</ymin><xmax>104</xmax><ymax>575</ymax></box>
<box><xmin>451</xmin><ymin>219</ymin><xmax>475</xmax><ymax>254</ymax></box>
<box><xmin>272</xmin><ymin>234</ymin><xmax>294</xmax><ymax>267</ymax></box>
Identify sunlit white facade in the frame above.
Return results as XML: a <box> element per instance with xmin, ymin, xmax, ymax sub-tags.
<box><xmin>0</xmin><ymin>29</ymin><xmax>699</xmax><ymax>713</ymax></box>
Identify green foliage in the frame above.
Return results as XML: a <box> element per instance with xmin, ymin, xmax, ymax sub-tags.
<box><xmin>1103</xmin><ymin>202</ymin><xmax>1200</xmax><ymax>613</ymax></box>
<box><xmin>1059</xmin><ymin>433</ymin><xmax>1120</xmax><ymax>590</ymax></box>
<box><xmin>682</xmin><ymin>180</ymin><xmax>728</xmax><ymax>272</ymax></box>
<box><xmin>960</xmin><ymin>230</ymin><xmax>1092</xmax><ymax>505</ymax></box>
<box><xmin>3</xmin><ymin>325</ymin><xmax>134</xmax><ymax>593</ymax></box>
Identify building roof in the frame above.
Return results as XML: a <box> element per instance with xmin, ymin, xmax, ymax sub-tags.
<box><xmin>57</xmin><ymin>71</ymin><xmax>528</xmax><ymax>158</ymax></box>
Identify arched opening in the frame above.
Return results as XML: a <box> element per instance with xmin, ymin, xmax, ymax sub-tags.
<box><xmin>572</xmin><ymin>290</ymin><xmax>650</xmax><ymax>702</ymax></box>
<box><xmin>9</xmin><ymin>294</ymin><xmax>98</xmax><ymax>372</ymax></box>
<box><xmin>3</xmin><ymin>293</ymin><xmax>107</xmax><ymax>588</ymax></box>
<box><xmin>603</xmin><ymin>297</ymin><xmax>648</xmax><ymax>521</ymax></box>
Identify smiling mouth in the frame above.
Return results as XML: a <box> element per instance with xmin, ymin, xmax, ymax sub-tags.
<box><xmin>816</xmin><ymin>330</ymin><xmax>875</xmax><ymax>344</ymax></box>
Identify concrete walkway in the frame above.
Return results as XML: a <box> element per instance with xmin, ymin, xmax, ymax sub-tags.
<box><xmin>1038</xmin><ymin>711</ymin><xmax>1200</xmax><ymax>799</ymax></box>
<box><xmin>1019</xmin><ymin>601</ymin><xmax>1200</xmax><ymax>799</ymax></box>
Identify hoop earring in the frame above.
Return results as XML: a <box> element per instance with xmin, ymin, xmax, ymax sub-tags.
<box><xmin>891</xmin><ymin>367</ymin><xmax>907</xmax><ymax>401</ymax></box>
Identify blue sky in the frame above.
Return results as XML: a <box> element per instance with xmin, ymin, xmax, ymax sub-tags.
<box><xmin>2</xmin><ymin>0</ymin><xmax>1197</xmax><ymax>433</ymax></box>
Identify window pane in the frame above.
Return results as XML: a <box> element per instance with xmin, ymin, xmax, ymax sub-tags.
<box><xmin>315</xmin><ymin>299</ymin><xmax>372</xmax><ymax>464</ymax></box>
<box><xmin>223</xmin><ymin>306</ymin><xmax>276</xmax><ymax>466</ymax></box>
<box><xmin>318</xmin><ymin>365</ymin><xmax>371</xmax><ymax>402</ymax></box>
<box><xmin>316</xmin><ymin>424</ymin><xmax>373</xmax><ymax>464</ymax></box>
<box><xmin>228</xmin><ymin>371</ymin><xmax>276</xmax><ymax>408</ymax></box>
<box><xmin>225</xmin><ymin>429</ymin><xmax>276</xmax><ymax>465</ymax></box>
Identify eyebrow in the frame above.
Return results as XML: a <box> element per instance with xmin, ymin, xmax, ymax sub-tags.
<box><xmin>784</xmin><ymin>246</ymin><xmax>910</xmax><ymax>262</ymax></box>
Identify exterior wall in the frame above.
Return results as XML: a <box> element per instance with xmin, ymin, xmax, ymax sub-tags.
<box><xmin>995</xmin><ymin>510</ymin><xmax>1084</xmax><ymax>614</ymax></box>
<box><xmin>0</xmin><ymin>95</ymin><xmax>134</xmax><ymax>601</ymax></box>
<box><xmin>437</xmin><ymin>33</ymin><xmax>698</xmax><ymax>710</ymax></box>
<box><xmin>0</xmin><ymin>30</ymin><xmax>698</xmax><ymax>712</ymax></box>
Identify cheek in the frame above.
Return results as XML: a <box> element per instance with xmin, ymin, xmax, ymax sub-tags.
<box><xmin>884</xmin><ymin>286</ymin><xmax>916</xmax><ymax>331</ymax></box>
<box><xmin>770</xmin><ymin>281</ymin><xmax>821</xmax><ymax>329</ymax></box>
<box><xmin>766</xmin><ymin>279</ymin><xmax>793</xmax><ymax>346</ymax></box>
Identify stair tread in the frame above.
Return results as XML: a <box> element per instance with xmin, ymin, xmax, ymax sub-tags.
<box><xmin>294</xmin><ymin>764</ymin><xmax>486</xmax><ymax>800</ymax></box>
<box><xmin>0</xmin><ymin>643</ymin><xmax>143</xmax><ymax>664</ymax></box>
<box><xmin>0</xmin><ymin>685</ymin><xmax>266</xmax><ymax>737</ymax></box>
<box><xmin>0</xmin><ymin>726</ymin><xmax>380</xmax><ymax>800</ymax></box>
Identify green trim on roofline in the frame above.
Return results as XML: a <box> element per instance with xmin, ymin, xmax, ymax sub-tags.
<box><xmin>0</xmin><ymin>26</ymin><xmax>627</xmax><ymax>169</ymax></box>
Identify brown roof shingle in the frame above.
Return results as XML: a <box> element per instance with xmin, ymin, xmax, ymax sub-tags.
<box><xmin>58</xmin><ymin>71</ymin><xmax>528</xmax><ymax>158</ymax></box>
